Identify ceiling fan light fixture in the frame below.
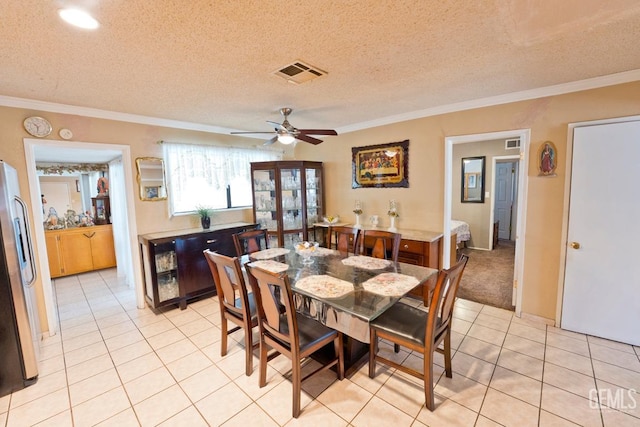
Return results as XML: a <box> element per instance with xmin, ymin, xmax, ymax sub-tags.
<box><xmin>58</xmin><ymin>8</ymin><xmax>99</xmax><ymax>29</ymax></box>
<box><xmin>277</xmin><ymin>134</ymin><xmax>296</xmax><ymax>145</ymax></box>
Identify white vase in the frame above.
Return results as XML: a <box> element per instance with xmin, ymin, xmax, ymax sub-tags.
<box><xmin>354</xmin><ymin>214</ymin><xmax>361</xmax><ymax>228</ymax></box>
<box><xmin>388</xmin><ymin>216</ymin><xmax>397</xmax><ymax>232</ymax></box>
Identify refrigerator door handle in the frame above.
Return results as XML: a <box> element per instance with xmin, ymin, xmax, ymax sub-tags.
<box><xmin>14</xmin><ymin>196</ymin><xmax>37</xmax><ymax>286</ymax></box>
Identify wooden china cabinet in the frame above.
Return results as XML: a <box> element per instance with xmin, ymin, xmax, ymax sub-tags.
<box><xmin>250</xmin><ymin>161</ymin><xmax>324</xmax><ymax>248</ymax></box>
<box><xmin>91</xmin><ymin>196</ymin><xmax>111</xmax><ymax>225</ymax></box>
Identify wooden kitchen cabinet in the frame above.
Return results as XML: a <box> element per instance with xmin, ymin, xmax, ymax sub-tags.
<box><xmin>138</xmin><ymin>222</ymin><xmax>258</xmax><ymax>309</ymax></box>
<box><xmin>45</xmin><ymin>232</ymin><xmax>63</xmax><ymax>277</ymax></box>
<box><xmin>91</xmin><ymin>227</ymin><xmax>117</xmax><ymax>269</ymax></box>
<box><xmin>46</xmin><ymin>225</ymin><xmax>117</xmax><ymax>278</ymax></box>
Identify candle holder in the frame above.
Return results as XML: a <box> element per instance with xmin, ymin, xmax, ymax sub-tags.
<box><xmin>388</xmin><ymin>200</ymin><xmax>399</xmax><ymax>232</ymax></box>
<box><xmin>353</xmin><ymin>200</ymin><xmax>363</xmax><ymax>228</ymax></box>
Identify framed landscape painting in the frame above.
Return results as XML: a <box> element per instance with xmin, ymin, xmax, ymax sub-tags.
<box><xmin>352</xmin><ymin>140</ymin><xmax>409</xmax><ymax>188</ymax></box>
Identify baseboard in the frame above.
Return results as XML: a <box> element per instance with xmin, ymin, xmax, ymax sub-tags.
<box><xmin>518</xmin><ymin>311</ymin><xmax>555</xmax><ymax>326</ymax></box>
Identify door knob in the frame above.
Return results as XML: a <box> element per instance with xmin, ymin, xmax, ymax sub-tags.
<box><xmin>570</xmin><ymin>242</ymin><xmax>580</xmax><ymax>249</ymax></box>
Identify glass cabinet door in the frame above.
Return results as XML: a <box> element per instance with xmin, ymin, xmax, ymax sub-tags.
<box><xmin>280</xmin><ymin>168</ymin><xmax>302</xmax><ymax>231</ymax></box>
<box><xmin>252</xmin><ymin>169</ymin><xmax>277</xmax><ymax>232</ymax></box>
<box><xmin>305</xmin><ymin>167</ymin><xmax>322</xmax><ymax>227</ymax></box>
<box><xmin>153</xmin><ymin>240</ymin><xmax>179</xmax><ymax>303</ymax></box>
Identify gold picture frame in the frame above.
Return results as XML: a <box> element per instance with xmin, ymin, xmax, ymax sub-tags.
<box><xmin>352</xmin><ymin>140</ymin><xmax>409</xmax><ymax>188</ymax></box>
<box><xmin>136</xmin><ymin>157</ymin><xmax>168</xmax><ymax>201</ymax></box>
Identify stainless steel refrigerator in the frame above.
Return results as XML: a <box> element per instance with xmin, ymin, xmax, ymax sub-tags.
<box><xmin>0</xmin><ymin>160</ymin><xmax>40</xmax><ymax>397</ymax></box>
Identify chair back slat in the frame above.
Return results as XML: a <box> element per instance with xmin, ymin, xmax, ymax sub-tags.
<box><xmin>328</xmin><ymin>225</ymin><xmax>361</xmax><ymax>254</ymax></box>
<box><xmin>370</xmin><ymin>238</ymin><xmax>387</xmax><ymax>259</ymax></box>
<box><xmin>233</xmin><ymin>228</ymin><xmax>269</xmax><ymax>257</ymax></box>
<box><xmin>361</xmin><ymin>230</ymin><xmax>402</xmax><ymax>262</ymax></box>
<box><xmin>245</xmin><ymin>264</ymin><xmax>296</xmax><ymax>346</ymax></box>
<box><xmin>203</xmin><ymin>250</ymin><xmax>247</xmax><ymax>317</ymax></box>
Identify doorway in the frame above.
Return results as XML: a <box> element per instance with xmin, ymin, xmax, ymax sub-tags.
<box><xmin>493</xmin><ymin>158</ymin><xmax>519</xmax><ymax>242</ymax></box>
<box><xmin>24</xmin><ymin>139</ymin><xmax>143</xmax><ymax>335</ymax></box>
<box><xmin>444</xmin><ymin>130</ymin><xmax>529</xmax><ymax>316</ymax></box>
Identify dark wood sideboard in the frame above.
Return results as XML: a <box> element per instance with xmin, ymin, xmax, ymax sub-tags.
<box><xmin>139</xmin><ymin>222</ymin><xmax>257</xmax><ymax>309</ymax></box>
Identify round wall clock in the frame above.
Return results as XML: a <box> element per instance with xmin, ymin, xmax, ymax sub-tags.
<box><xmin>59</xmin><ymin>128</ymin><xmax>73</xmax><ymax>140</ymax></box>
<box><xmin>23</xmin><ymin>116</ymin><xmax>53</xmax><ymax>138</ymax></box>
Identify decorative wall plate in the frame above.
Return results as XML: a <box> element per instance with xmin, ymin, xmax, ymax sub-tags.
<box><xmin>59</xmin><ymin>128</ymin><xmax>73</xmax><ymax>140</ymax></box>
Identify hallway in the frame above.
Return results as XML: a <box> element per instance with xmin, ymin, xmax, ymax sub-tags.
<box><xmin>458</xmin><ymin>240</ymin><xmax>516</xmax><ymax>310</ymax></box>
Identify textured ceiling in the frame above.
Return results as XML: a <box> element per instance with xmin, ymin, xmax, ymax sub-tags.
<box><xmin>2</xmin><ymin>0</ymin><xmax>640</xmax><ymax>135</ymax></box>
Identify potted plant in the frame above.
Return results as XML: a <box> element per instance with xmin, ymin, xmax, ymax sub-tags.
<box><xmin>195</xmin><ymin>205</ymin><xmax>213</xmax><ymax>229</ymax></box>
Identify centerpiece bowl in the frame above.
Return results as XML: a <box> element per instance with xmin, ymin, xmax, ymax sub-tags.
<box><xmin>295</xmin><ymin>241</ymin><xmax>319</xmax><ymax>264</ymax></box>
<box><xmin>323</xmin><ymin>215</ymin><xmax>339</xmax><ymax>224</ymax></box>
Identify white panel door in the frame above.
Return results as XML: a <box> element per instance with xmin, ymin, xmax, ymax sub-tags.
<box><xmin>561</xmin><ymin>120</ymin><xmax>640</xmax><ymax>345</ymax></box>
<box><xmin>494</xmin><ymin>162</ymin><xmax>514</xmax><ymax>240</ymax></box>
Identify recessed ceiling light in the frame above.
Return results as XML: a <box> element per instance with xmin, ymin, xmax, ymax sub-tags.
<box><xmin>58</xmin><ymin>8</ymin><xmax>99</xmax><ymax>30</ymax></box>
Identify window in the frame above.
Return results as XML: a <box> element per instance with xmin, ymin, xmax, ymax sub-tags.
<box><xmin>163</xmin><ymin>142</ymin><xmax>281</xmax><ymax>215</ymax></box>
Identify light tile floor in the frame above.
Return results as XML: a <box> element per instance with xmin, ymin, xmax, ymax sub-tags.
<box><xmin>2</xmin><ymin>269</ymin><xmax>639</xmax><ymax>426</ymax></box>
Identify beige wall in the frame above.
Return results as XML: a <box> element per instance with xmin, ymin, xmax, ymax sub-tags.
<box><xmin>1</xmin><ymin>81</ymin><xmax>640</xmax><ymax>329</ymax></box>
<box><xmin>296</xmin><ymin>81</ymin><xmax>640</xmax><ymax>320</ymax></box>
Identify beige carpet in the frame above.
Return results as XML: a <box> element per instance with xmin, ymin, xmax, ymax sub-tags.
<box><xmin>457</xmin><ymin>240</ymin><xmax>515</xmax><ymax>311</ymax></box>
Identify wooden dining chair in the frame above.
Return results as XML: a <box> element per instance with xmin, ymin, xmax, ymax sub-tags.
<box><xmin>233</xmin><ymin>228</ymin><xmax>269</xmax><ymax>257</ymax></box>
<box><xmin>245</xmin><ymin>264</ymin><xmax>344</xmax><ymax>418</ymax></box>
<box><xmin>327</xmin><ymin>225</ymin><xmax>361</xmax><ymax>255</ymax></box>
<box><xmin>360</xmin><ymin>229</ymin><xmax>402</xmax><ymax>262</ymax></box>
<box><xmin>203</xmin><ymin>250</ymin><xmax>258</xmax><ymax>376</ymax></box>
<box><xmin>368</xmin><ymin>254</ymin><xmax>469</xmax><ymax>411</ymax></box>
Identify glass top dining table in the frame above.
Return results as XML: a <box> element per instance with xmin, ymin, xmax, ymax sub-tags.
<box><xmin>242</xmin><ymin>246</ymin><xmax>438</xmax><ymax>343</ymax></box>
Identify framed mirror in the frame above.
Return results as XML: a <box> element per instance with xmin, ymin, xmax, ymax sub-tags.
<box><xmin>136</xmin><ymin>157</ymin><xmax>167</xmax><ymax>201</ymax></box>
<box><xmin>461</xmin><ymin>156</ymin><xmax>485</xmax><ymax>203</ymax></box>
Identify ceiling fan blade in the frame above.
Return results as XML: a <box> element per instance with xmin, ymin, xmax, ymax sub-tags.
<box><xmin>263</xmin><ymin>136</ymin><xmax>278</xmax><ymax>146</ymax></box>
<box><xmin>297</xmin><ymin>129</ymin><xmax>338</xmax><ymax>136</ymax></box>
<box><xmin>296</xmin><ymin>134</ymin><xmax>324</xmax><ymax>145</ymax></box>
<box><xmin>266</xmin><ymin>120</ymin><xmax>287</xmax><ymax>132</ymax></box>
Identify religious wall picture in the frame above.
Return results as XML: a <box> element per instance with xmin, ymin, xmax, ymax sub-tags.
<box><xmin>538</xmin><ymin>140</ymin><xmax>557</xmax><ymax>176</ymax></box>
<box><xmin>352</xmin><ymin>140</ymin><xmax>409</xmax><ymax>188</ymax></box>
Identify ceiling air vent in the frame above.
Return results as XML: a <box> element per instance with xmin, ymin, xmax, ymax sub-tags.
<box><xmin>505</xmin><ymin>138</ymin><xmax>521</xmax><ymax>149</ymax></box>
<box><xmin>273</xmin><ymin>61</ymin><xmax>327</xmax><ymax>84</ymax></box>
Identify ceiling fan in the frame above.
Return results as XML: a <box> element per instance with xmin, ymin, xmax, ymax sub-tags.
<box><xmin>231</xmin><ymin>107</ymin><xmax>337</xmax><ymax>145</ymax></box>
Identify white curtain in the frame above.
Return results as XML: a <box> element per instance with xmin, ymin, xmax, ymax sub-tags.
<box><xmin>164</xmin><ymin>142</ymin><xmax>281</xmax><ymax>213</ymax></box>
<box><xmin>109</xmin><ymin>158</ymin><xmax>134</xmax><ymax>287</ymax></box>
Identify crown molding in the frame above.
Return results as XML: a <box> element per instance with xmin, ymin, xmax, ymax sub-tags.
<box><xmin>0</xmin><ymin>95</ymin><xmax>244</xmax><ymax>135</ymax></box>
<box><xmin>337</xmin><ymin>69</ymin><xmax>640</xmax><ymax>134</ymax></box>
<box><xmin>2</xmin><ymin>69</ymin><xmax>639</xmax><ymax>136</ymax></box>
